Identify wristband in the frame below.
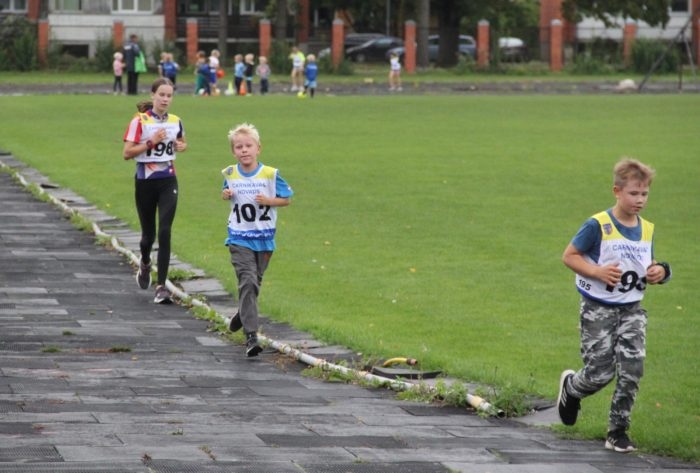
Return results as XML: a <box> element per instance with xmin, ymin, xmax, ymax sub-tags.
<box><xmin>146</xmin><ymin>140</ymin><xmax>154</xmax><ymax>150</ymax></box>
<box><xmin>656</xmin><ymin>262</ymin><xmax>671</xmax><ymax>284</ymax></box>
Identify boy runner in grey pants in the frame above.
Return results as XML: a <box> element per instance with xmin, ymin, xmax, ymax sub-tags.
<box><xmin>220</xmin><ymin>123</ymin><xmax>293</xmax><ymax>357</ymax></box>
<box><xmin>558</xmin><ymin>158</ymin><xmax>671</xmax><ymax>453</ymax></box>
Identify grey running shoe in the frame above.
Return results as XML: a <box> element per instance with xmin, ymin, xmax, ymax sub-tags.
<box><xmin>153</xmin><ymin>285</ymin><xmax>172</xmax><ymax>304</ymax></box>
<box><xmin>557</xmin><ymin>369</ymin><xmax>580</xmax><ymax>426</ymax></box>
<box><xmin>226</xmin><ymin>313</ymin><xmax>242</xmax><ymax>332</ymax></box>
<box><xmin>245</xmin><ymin>332</ymin><xmax>262</xmax><ymax>357</ymax></box>
<box><xmin>136</xmin><ymin>259</ymin><xmax>151</xmax><ymax>290</ymax></box>
<box><xmin>605</xmin><ymin>429</ymin><xmax>637</xmax><ymax>453</ymax></box>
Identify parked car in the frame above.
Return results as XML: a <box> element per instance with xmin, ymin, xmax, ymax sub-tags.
<box><xmin>317</xmin><ymin>33</ymin><xmax>386</xmax><ymax>59</ymax></box>
<box><xmin>498</xmin><ymin>37</ymin><xmax>529</xmax><ymax>62</ymax></box>
<box><xmin>346</xmin><ymin>36</ymin><xmax>405</xmax><ymax>63</ymax></box>
<box><xmin>387</xmin><ymin>35</ymin><xmax>529</xmax><ymax>63</ymax></box>
<box><xmin>386</xmin><ymin>35</ymin><xmax>476</xmax><ymax>62</ymax></box>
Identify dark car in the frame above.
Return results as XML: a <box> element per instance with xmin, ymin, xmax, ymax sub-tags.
<box><xmin>387</xmin><ymin>34</ymin><xmax>476</xmax><ymax>62</ymax></box>
<box><xmin>346</xmin><ymin>36</ymin><xmax>405</xmax><ymax>63</ymax></box>
<box><xmin>317</xmin><ymin>33</ymin><xmax>386</xmax><ymax>59</ymax></box>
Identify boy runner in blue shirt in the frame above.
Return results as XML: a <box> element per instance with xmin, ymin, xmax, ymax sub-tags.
<box><xmin>557</xmin><ymin>158</ymin><xmax>671</xmax><ymax>453</ymax></box>
<box><xmin>220</xmin><ymin>123</ymin><xmax>293</xmax><ymax>357</ymax></box>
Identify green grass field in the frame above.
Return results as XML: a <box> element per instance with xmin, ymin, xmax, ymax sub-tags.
<box><xmin>0</xmin><ymin>89</ymin><xmax>698</xmax><ymax>462</ymax></box>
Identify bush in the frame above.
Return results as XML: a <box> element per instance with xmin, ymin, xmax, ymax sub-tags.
<box><xmin>453</xmin><ymin>54</ymin><xmax>476</xmax><ymax>75</ymax></box>
<box><xmin>268</xmin><ymin>40</ymin><xmax>290</xmax><ymax>75</ymax></box>
<box><xmin>0</xmin><ymin>16</ymin><xmax>37</xmax><ymax>71</ymax></box>
<box><xmin>94</xmin><ymin>37</ymin><xmax>116</xmax><ymax>72</ymax></box>
<box><xmin>631</xmin><ymin>38</ymin><xmax>680</xmax><ymax>74</ymax></box>
<box><xmin>567</xmin><ymin>52</ymin><xmax>616</xmax><ymax>75</ymax></box>
<box><xmin>318</xmin><ymin>53</ymin><xmax>354</xmax><ymax>75</ymax></box>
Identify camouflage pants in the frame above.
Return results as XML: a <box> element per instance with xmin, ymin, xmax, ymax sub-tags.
<box><xmin>567</xmin><ymin>297</ymin><xmax>647</xmax><ymax>431</ymax></box>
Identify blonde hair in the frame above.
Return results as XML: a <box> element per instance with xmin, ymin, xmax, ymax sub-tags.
<box><xmin>613</xmin><ymin>158</ymin><xmax>655</xmax><ymax>188</ymax></box>
<box><xmin>228</xmin><ymin>123</ymin><xmax>260</xmax><ymax>146</ymax></box>
<box><xmin>114</xmin><ymin>51</ymin><xmax>123</xmax><ymax>60</ymax></box>
<box><xmin>306</xmin><ymin>54</ymin><xmax>316</xmax><ymax>62</ymax></box>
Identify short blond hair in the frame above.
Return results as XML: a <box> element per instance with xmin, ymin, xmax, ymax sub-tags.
<box><xmin>228</xmin><ymin>123</ymin><xmax>260</xmax><ymax>146</ymax></box>
<box><xmin>613</xmin><ymin>158</ymin><xmax>655</xmax><ymax>188</ymax></box>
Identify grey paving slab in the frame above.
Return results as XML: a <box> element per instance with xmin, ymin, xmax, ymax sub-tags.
<box><xmin>1</xmin><ymin>159</ymin><xmax>699</xmax><ymax>473</ymax></box>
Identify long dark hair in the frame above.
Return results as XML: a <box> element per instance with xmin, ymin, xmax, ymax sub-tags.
<box><xmin>136</xmin><ymin>78</ymin><xmax>175</xmax><ymax>112</ymax></box>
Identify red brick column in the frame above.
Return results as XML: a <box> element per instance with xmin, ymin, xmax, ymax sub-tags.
<box><xmin>259</xmin><ymin>19</ymin><xmax>271</xmax><ymax>59</ymax></box>
<box><xmin>477</xmin><ymin>19</ymin><xmax>490</xmax><ymax>68</ymax></box>
<box><xmin>623</xmin><ymin>20</ymin><xmax>637</xmax><ymax>67</ymax></box>
<box><xmin>113</xmin><ymin>20</ymin><xmax>124</xmax><ymax>50</ymax></box>
<box><xmin>550</xmin><ymin>19</ymin><xmax>563</xmax><ymax>72</ymax></box>
<box><xmin>332</xmin><ymin>19</ymin><xmax>345</xmax><ymax>68</ymax></box>
<box><xmin>404</xmin><ymin>20</ymin><xmax>416</xmax><ymax>74</ymax></box>
<box><xmin>539</xmin><ymin>0</ymin><xmax>563</xmax><ymax>62</ymax></box>
<box><xmin>296</xmin><ymin>0</ymin><xmax>309</xmax><ymax>47</ymax></box>
<box><xmin>163</xmin><ymin>0</ymin><xmax>177</xmax><ymax>41</ymax></box>
<box><xmin>37</xmin><ymin>19</ymin><xmax>48</xmax><ymax>68</ymax></box>
<box><xmin>186</xmin><ymin>19</ymin><xmax>199</xmax><ymax>66</ymax></box>
<box><xmin>27</xmin><ymin>0</ymin><xmax>40</xmax><ymax>20</ymax></box>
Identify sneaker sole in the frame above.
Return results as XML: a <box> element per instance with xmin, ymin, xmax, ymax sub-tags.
<box><xmin>557</xmin><ymin>369</ymin><xmax>577</xmax><ymax>425</ymax></box>
<box><xmin>227</xmin><ymin>314</ymin><xmax>242</xmax><ymax>332</ymax></box>
<box><xmin>154</xmin><ymin>294</ymin><xmax>173</xmax><ymax>304</ymax></box>
<box><xmin>136</xmin><ymin>270</ymin><xmax>152</xmax><ymax>290</ymax></box>
<box><xmin>246</xmin><ymin>344</ymin><xmax>262</xmax><ymax>357</ymax></box>
<box><xmin>605</xmin><ymin>440</ymin><xmax>636</xmax><ymax>453</ymax></box>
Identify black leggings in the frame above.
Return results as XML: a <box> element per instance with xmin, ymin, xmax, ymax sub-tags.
<box><xmin>134</xmin><ymin>177</ymin><xmax>178</xmax><ymax>285</ymax></box>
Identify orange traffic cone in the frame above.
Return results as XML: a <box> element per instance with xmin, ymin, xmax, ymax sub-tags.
<box><xmin>238</xmin><ymin>82</ymin><xmax>246</xmax><ymax>96</ymax></box>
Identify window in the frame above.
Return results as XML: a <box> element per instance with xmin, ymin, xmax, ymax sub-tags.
<box><xmin>670</xmin><ymin>0</ymin><xmax>689</xmax><ymax>13</ymax></box>
<box><xmin>240</xmin><ymin>0</ymin><xmax>267</xmax><ymax>15</ymax></box>
<box><xmin>51</xmin><ymin>0</ymin><xmax>81</xmax><ymax>11</ymax></box>
<box><xmin>112</xmin><ymin>0</ymin><xmax>153</xmax><ymax>12</ymax></box>
<box><xmin>0</xmin><ymin>0</ymin><xmax>28</xmax><ymax>12</ymax></box>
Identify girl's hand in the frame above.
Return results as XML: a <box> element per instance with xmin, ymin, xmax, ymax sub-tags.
<box><xmin>175</xmin><ymin>139</ymin><xmax>187</xmax><ymax>152</ymax></box>
<box><xmin>254</xmin><ymin>194</ymin><xmax>268</xmax><ymax>206</ymax></box>
<box><xmin>222</xmin><ymin>189</ymin><xmax>233</xmax><ymax>200</ymax></box>
<box><xmin>153</xmin><ymin>128</ymin><xmax>167</xmax><ymax>144</ymax></box>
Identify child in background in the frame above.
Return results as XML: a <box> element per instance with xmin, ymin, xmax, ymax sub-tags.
<box><xmin>289</xmin><ymin>46</ymin><xmax>305</xmax><ymax>92</ymax></box>
<box><xmin>194</xmin><ymin>51</ymin><xmax>211</xmax><ymax>96</ymax></box>
<box><xmin>209</xmin><ymin>49</ymin><xmax>221</xmax><ymax>95</ymax></box>
<box><xmin>388</xmin><ymin>52</ymin><xmax>402</xmax><ymax>91</ymax></box>
<box><xmin>558</xmin><ymin>158</ymin><xmax>671</xmax><ymax>453</ymax></box>
<box><xmin>298</xmin><ymin>54</ymin><xmax>318</xmax><ymax>98</ymax></box>
<box><xmin>221</xmin><ymin>123</ymin><xmax>293</xmax><ymax>357</ymax></box>
<box><xmin>233</xmin><ymin>54</ymin><xmax>244</xmax><ymax>95</ymax></box>
<box><xmin>159</xmin><ymin>52</ymin><xmax>179</xmax><ymax>90</ymax></box>
<box><xmin>244</xmin><ymin>53</ymin><xmax>255</xmax><ymax>95</ymax></box>
<box><xmin>256</xmin><ymin>56</ymin><xmax>271</xmax><ymax>95</ymax></box>
<box><xmin>113</xmin><ymin>51</ymin><xmax>124</xmax><ymax>95</ymax></box>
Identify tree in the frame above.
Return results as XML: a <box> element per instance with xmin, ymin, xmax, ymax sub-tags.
<box><xmin>417</xmin><ymin>0</ymin><xmax>430</xmax><ymax>67</ymax></box>
<box><xmin>562</xmin><ymin>0</ymin><xmax>671</xmax><ymax>28</ymax></box>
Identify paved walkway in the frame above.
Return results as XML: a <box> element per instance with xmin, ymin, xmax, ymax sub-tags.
<box><xmin>1</xmin><ymin>153</ymin><xmax>698</xmax><ymax>472</ymax></box>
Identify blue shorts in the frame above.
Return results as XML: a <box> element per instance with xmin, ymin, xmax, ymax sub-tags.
<box><xmin>304</xmin><ymin>79</ymin><xmax>317</xmax><ymax>88</ymax></box>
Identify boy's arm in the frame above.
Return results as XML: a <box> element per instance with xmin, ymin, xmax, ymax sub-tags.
<box><xmin>562</xmin><ymin>242</ymin><xmax>622</xmax><ymax>288</ymax></box>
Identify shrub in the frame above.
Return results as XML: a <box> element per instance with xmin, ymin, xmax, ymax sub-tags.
<box><xmin>318</xmin><ymin>53</ymin><xmax>354</xmax><ymax>75</ymax></box>
<box><xmin>567</xmin><ymin>51</ymin><xmax>616</xmax><ymax>75</ymax></box>
<box><xmin>268</xmin><ymin>40</ymin><xmax>290</xmax><ymax>75</ymax></box>
<box><xmin>94</xmin><ymin>37</ymin><xmax>116</xmax><ymax>72</ymax></box>
<box><xmin>631</xmin><ymin>38</ymin><xmax>680</xmax><ymax>74</ymax></box>
<box><xmin>0</xmin><ymin>16</ymin><xmax>37</xmax><ymax>71</ymax></box>
<box><xmin>452</xmin><ymin>54</ymin><xmax>476</xmax><ymax>75</ymax></box>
